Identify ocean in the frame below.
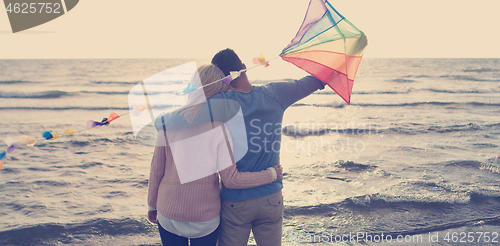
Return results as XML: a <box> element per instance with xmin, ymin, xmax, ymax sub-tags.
<box><xmin>0</xmin><ymin>58</ymin><xmax>499</xmax><ymax>245</ymax></box>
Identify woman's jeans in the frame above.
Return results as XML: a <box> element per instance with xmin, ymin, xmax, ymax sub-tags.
<box><xmin>158</xmin><ymin>223</ymin><xmax>219</xmax><ymax>246</ymax></box>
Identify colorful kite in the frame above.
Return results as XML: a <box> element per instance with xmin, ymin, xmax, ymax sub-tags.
<box><xmin>280</xmin><ymin>0</ymin><xmax>367</xmax><ymax>104</ymax></box>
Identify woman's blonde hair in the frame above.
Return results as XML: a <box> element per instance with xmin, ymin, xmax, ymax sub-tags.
<box><xmin>174</xmin><ymin>64</ymin><xmax>231</xmax><ymax>123</ymax></box>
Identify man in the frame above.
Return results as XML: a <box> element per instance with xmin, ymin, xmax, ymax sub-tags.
<box><xmin>158</xmin><ymin>49</ymin><xmax>325</xmax><ymax>245</ymax></box>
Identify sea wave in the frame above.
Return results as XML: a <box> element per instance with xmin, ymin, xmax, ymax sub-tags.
<box><xmin>91</xmin><ymin>80</ymin><xmax>185</xmax><ymax>85</ymax></box>
<box><xmin>425</xmin><ymin>88</ymin><xmax>499</xmax><ymax>93</ymax></box>
<box><xmin>79</xmin><ymin>90</ymin><xmax>130</xmax><ymax>95</ymax></box>
<box><xmin>316</xmin><ymin>89</ymin><xmax>414</xmax><ymax>95</ymax></box>
<box><xmin>463</xmin><ymin>68</ymin><xmax>500</xmax><ymax>73</ymax></box>
<box><xmin>355</xmin><ymin>101</ymin><xmax>500</xmax><ymax>107</ymax></box>
<box><xmin>0</xmin><ymin>218</ymin><xmax>154</xmax><ymax>246</ymax></box>
<box><xmin>90</xmin><ymin>81</ymin><xmax>142</xmax><ymax>85</ymax></box>
<box><xmin>0</xmin><ymin>90</ymin><xmax>71</xmax><ymax>99</ymax></box>
<box><xmin>387</xmin><ymin>73</ymin><xmax>500</xmax><ymax>82</ymax></box>
<box><xmin>335</xmin><ymin>160</ymin><xmax>377</xmax><ymax>172</ymax></box>
<box><xmin>0</xmin><ymin>106</ymin><xmax>130</xmax><ymax>110</ymax></box>
<box><xmin>355</xmin><ymin>89</ymin><xmax>412</xmax><ymax>94</ymax></box>
<box><xmin>46</xmin><ymin>138</ymin><xmax>127</xmax><ymax>148</ymax></box>
<box><xmin>0</xmin><ymin>80</ymin><xmax>33</xmax><ymax>84</ymax></box>
<box><xmin>291</xmin><ymin>103</ymin><xmax>346</xmax><ymax>108</ymax></box>
<box><xmin>284</xmin><ymin>192</ymin><xmax>500</xmax><ymax>236</ymax></box>
<box><xmin>282</xmin><ymin>125</ymin><xmax>379</xmax><ymax>137</ymax></box>
<box><xmin>403</xmin><ymin>75</ymin><xmax>431</xmax><ymax>78</ymax></box>
<box><xmin>79</xmin><ymin>90</ymin><xmax>175</xmax><ymax>96</ymax></box>
<box><xmin>444</xmin><ymin>160</ymin><xmax>500</xmax><ymax>176</ymax></box>
<box><xmin>0</xmin><ymin>104</ymin><xmax>179</xmax><ymax>111</ymax></box>
<box><xmin>0</xmin><ymin>90</ymin><xmax>177</xmax><ymax>98</ymax></box>
<box><xmin>290</xmin><ymin>101</ymin><xmax>500</xmax><ymax>108</ymax></box>
<box><xmin>387</xmin><ymin>78</ymin><xmax>417</xmax><ymax>83</ymax></box>
<box><xmin>318</xmin><ymin>88</ymin><xmax>499</xmax><ymax>95</ymax></box>
<box><xmin>285</xmin><ymin>191</ymin><xmax>500</xmax><ymax>215</ymax></box>
<box><xmin>440</xmin><ymin>75</ymin><xmax>500</xmax><ymax>82</ymax></box>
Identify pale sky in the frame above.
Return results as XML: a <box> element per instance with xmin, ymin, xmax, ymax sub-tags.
<box><xmin>1</xmin><ymin>0</ymin><xmax>499</xmax><ymax>59</ymax></box>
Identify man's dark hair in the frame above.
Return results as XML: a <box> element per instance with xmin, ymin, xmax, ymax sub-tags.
<box><xmin>211</xmin><ymin>48</ymin><xmax>244</xmax><ymax>77</ymax></box>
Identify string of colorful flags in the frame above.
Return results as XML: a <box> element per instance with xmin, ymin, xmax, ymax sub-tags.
<box><xmin>0</xmin><ymin>54</ymin><xmax>272</xmax><ymax>170</ymax></box>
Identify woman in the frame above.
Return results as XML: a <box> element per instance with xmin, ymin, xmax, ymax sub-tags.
<box><xmin>147</xmin><ymin>64</ymin><xmax>282</xmax><ymax>246</ymax></box>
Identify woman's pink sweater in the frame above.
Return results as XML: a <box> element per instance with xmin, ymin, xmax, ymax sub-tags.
<box><xmin>148</xmin><ymin>123</ymin><xmax>274</xmax><ymax>222</ymax></box>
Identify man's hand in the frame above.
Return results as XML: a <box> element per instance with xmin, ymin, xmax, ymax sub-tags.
<box><xmin>272</xmin><ymin>164</ymin><xmax>283</xmax><ymax>180</ymax></box>
<box><xmin>148</xmin><ymin>210</ymin><xmax>158</xmax><ymax>224</ymax></box>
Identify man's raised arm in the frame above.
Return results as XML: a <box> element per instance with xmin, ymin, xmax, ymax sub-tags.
<box><xmin>263</xmin><ymin>76</ymin><xmax>325</xmax><ymax>109</ymax></box>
